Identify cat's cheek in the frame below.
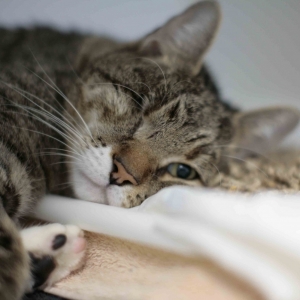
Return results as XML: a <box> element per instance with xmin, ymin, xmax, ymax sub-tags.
<box><xmin>71</xmin><ymin>169</ymin><xmax>108</xmax><ymax>204</ymax></box>
<box><xmin>106</xmin><ymin>185</ymin><xmax>131</xmax><ymax>207</ymax></box>
<box><xmin>79</xmin><ymin>146</ymin><xmax>113</xmax><ymax>187</ymax></box>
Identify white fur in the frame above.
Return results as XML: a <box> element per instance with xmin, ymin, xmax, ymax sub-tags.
<box><xmin>71</xmin><ymin>145</ymin><xmax>132</xmax><ymax>206</ymax></box>
<box><xmin>71</xmin><ymin>146</ymin><xmax>112</xmax><ymax>204</ymax></box>
<box><xmin>21</xmin><ymin>223</ymin><xmax>86</xmax><ymax>289</ymax></box>
<box><xmin>106</xmin><ymin>185</ymin><xmax>130</xmax><ymax>207</ymax></box>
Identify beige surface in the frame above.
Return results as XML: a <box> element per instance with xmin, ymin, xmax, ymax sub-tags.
<box><xmin>47</xmin><ymin>232</ymin><xmax>263</xmax><ymax>300</ymax></box>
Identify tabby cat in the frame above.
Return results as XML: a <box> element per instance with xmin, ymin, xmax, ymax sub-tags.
<box><xmin>0</xmin><ymin>1</ymin><xmax>298</xmax><ymax>299</ymax></box>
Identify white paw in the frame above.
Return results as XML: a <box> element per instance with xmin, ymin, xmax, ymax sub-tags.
<box><xmin>21</xmin><ymin>223</ymin><xmax>86</xmax><ymax>289</ymax></box>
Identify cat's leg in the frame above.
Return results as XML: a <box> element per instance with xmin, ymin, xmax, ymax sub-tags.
<box><xmin>0</xmin><ymin>204</ymin><xmax>30</xmax><ymax>300</ymax></box>
<box><xmin>21</xmin><ymin>223</ymin><xmax>86</xmax><ymax>292</ymax></box>
<box><xmin>0</xmin><ymin>139</ymin><xmax>45</xmax><ymax>299</ymax></box>
<box><xmin>0</xmin><ymin>211</ymin><xmax>86</xmax><ymax>300</ymax></box>
<box><xmin>0</xmin><ymin>141</ymin><xmax>85</xmax><ymax>298</ymax></box>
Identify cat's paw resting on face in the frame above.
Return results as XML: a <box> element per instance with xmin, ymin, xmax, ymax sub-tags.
<box><xmin>21</xmin><ymin>224</ymin><xmax>86</xmax><ymax>292</ymax></box>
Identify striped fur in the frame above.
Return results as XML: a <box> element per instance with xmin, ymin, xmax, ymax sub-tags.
<box><xmin>0</xmin><ymin>2</ymin><xmax>238</xmax><ymax>298</ymax></box>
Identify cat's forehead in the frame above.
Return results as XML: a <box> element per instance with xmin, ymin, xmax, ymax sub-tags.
<box><xmin>83</xmin><ymin>53</ymin><xmax>232</xmax><ymax>126</ymax></box>
<box><xmin>81</xmin><ymin>51</ymin><xmax>234</xmax><ymax>160</ymax></box>
<box><xmin>86</xmin><ymin>51</ymin><xmax>193</xmax><ymax>92</ymax></box>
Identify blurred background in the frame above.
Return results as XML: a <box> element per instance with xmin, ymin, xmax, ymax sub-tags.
<box><xmin>0</xmin><ymin>0</ymin><xmax>300</xmax><ymax>140</ymax></box>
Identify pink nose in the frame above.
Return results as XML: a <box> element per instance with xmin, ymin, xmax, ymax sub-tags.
<box><xmin>110</xmin><ymin>159</ymin><xmax>138</xmax><ymax>186</ymax></box>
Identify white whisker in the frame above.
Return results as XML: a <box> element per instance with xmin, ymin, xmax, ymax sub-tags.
<box><xmin>0</xmin><ymin>118</ymin><xmax>81</xmax><ymax>156</ymax></box>
<box><xmin>50</xmin><ymin>160</ymin><xmax>76</xmax><ymax>166</ymax></box>
<box><xmin>134</xmin><ymin>81</ymin><xmax>152</xmax><ymax>93</ymax></box>
<box><xmin>222</xmin><ymin>154</ymin><xmax>269</xmax><ymax>178</ymax></box>
<box><xmin>2</xmin><ymin>102</ymin><xmax>81</xmax><ymax>150</ymax></box>
<box><xmin>213</xmin><ymin>144</ymin><xmax>275</xmax><ymax>163</ymax></box>
<box><xmin>89</xmin><ymin>82</ymin><xmax>144</xmax><ymax>109</ymax></box>
<box><xmin>129</xmin><ymin>56</ymin><xmax>167</xmax><ymax>92</ymax></box>
<box><xmin>38</xmin><ymin>152</ymin><xmax>82</xmax><ymax>162</ymax></box>
<box><xmin>42</xmin><ymin>147</ymin><xmax>85</xmax><ymax>159</ymax></box>
<box><xmin>0</xmin><ymin>83</ymin><xmax>86</xmax><ymax>147</ymax></box>
<box><xmin>26</xmin><ymin>49</ymin><xmax>95</xmax><ymax>143</ymax></box>
<box><xmin>67</xmin><ymin>58</ymin><xmax>147</xmax><ymax>111</ymax></box>
<box><xmin>9</xmin><ymin>82</ymin><xmax>84</xmax><ymax>139</ymax></box>
<box><xmin>202</xmin><ymin>158</ymin><xmax>222</xmax><ymax>187</ymax></box>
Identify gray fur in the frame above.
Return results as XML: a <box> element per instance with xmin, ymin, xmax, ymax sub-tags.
<box><xmin>0</xmin><ymin>1</ymin><xmax>298</xmax><ymax>299</ymax></box>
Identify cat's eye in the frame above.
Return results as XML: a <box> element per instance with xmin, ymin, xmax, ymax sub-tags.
<box><xmin>167</xmin><ymin>163</ymin><xmax>198</xmax><ymax>180</ymax></box>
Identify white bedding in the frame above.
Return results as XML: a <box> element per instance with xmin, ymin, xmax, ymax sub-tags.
<box><xmin>31</xmin><ymin>186</ymin><xmax>300</xmax><ymax>300</ymax></box>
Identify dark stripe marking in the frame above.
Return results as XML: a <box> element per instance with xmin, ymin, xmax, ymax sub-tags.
<box><xmin>0</xmin><ymin>182</ymin><xmax>21</xmax><ymax>218</ymax></box>
<box><xmin>0</xmin><ymin>138</ymin><xmax>28</xmax><ymax>166</ymax></box>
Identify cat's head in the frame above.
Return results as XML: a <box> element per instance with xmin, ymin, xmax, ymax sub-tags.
<box><xmin>67</xmin><ymin>1</ymin><xmax>299</xmax><ymax>207</ymax></box>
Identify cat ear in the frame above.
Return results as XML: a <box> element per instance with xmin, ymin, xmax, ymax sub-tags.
<box><xmin>229</xmin><ymin>107</ymin><xmax>300</xmax><ymax>159</ymax></box>
<box><xmin>139</xmin><ymin>1</ymin><xmax>221</xmax><ymax>75</ymax></box>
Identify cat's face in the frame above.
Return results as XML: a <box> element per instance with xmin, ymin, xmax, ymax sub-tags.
<box><xmin>70</xmin><ymin>52</ymin><xmax>233</xmax><ymax>207</ymax></box>
<box><xmin>67</xmin><ymin>1</ymin><xmax>299</xmax><ymax>207</ymax></box>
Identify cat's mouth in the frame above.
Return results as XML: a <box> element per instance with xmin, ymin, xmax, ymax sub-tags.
<box><xmin>70</xmin><ymin>145</ymin><xmax>126</xmax><ymax>205</ymax></box>
<box><xmin>76</xmin><ymin>169</ymin><xmax>127</xmax><ymax>207</ymax></box>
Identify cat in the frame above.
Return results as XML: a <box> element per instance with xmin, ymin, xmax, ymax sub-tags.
<box><xmin>0</xmin><ymin>1</ymin><xmax>299</xmax><ymax>299</ymax></box>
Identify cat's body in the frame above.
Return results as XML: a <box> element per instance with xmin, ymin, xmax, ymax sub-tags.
<box><xmin>0</xmin><ymin>28</ymin><xmax>83</xmax><ymax>216</ymax></box>
<box><xmin>0</xmin><ymin>26</ymin><xmax>233</xmax><ymax>210</ymax></box>
<box><xmin>0</xmin><ymin>2</ymin><xmax>299</xmax><ymax>299</ymax></box>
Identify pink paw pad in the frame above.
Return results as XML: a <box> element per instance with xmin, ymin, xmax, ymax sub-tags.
<box><xmin>72</xmin><ymin>237</ymin><xmax>86</xmax><ymax>254</ymax></box>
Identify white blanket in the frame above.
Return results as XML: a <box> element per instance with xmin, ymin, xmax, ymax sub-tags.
<box><xmin>32</xmin><ymin>186</ymin><xmax>300</xmax><ymax>300</ymax></box>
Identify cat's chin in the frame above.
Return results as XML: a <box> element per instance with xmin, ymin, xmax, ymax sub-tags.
<box><xmin>106</xmin><ymin>185</ymin><xmax>130</xmax><ymax>207</ymax></box>
<box><xmin>71</xmin><ymin>172</ymin><xmax>128</xmax><ymax>207</ymax></box>
<box><xmin>71</xmin><ymin>169</ymin><xmax>128</xmax><ymax>207</ymax></box>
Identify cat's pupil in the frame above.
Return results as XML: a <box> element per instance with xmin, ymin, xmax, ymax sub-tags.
<box><xmin>177</xmin><ymin>164</ymin><xmax>191</xmax><ymax>179</ymax></box>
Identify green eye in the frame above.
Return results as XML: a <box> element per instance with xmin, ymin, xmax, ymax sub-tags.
<box><xmin>167</xmin><ymin>163</ymin><xmax>198</xmax><ymax>180</ymax></box>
